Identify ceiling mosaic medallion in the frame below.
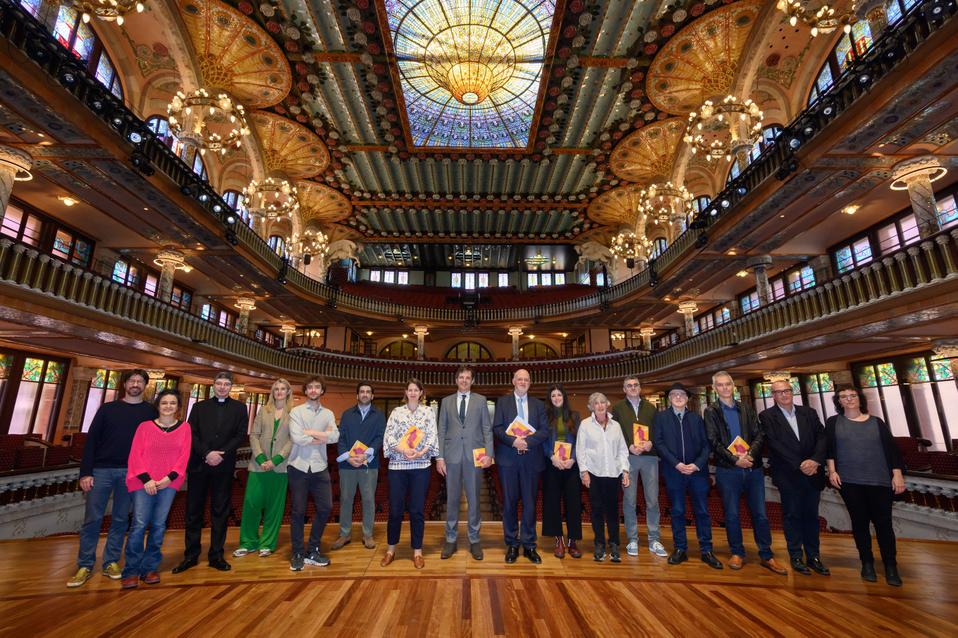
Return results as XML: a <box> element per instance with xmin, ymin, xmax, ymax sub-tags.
<box><xmin>251</xmin><ymin>111</ymin><xmax>329</xmax><ymax>179</ymax></box>
<box><xmin>609</xmin><ymin>117</ymin><xmax>687</xmax><ymax>184</ymax></box>
<box><xmin>385</xmin><ymin>0</ymin><xmax>555</xmax><ymax>149</ymax></box>
<box><xmin>587</xmin><ymin>184</ymin><xmax>647</xmax><ymax>229</ymax></box>
<box><xmin>297</xmin><ymin>181</ymin><xmax>352</xmax><ymax>225</ymax></box>
<box><xmin>646</xmin><ymin>0</ymin><xmax>762</xmax><ymax>115</ymax></box>
<box><xmin>178</xmin><ymin>0</ymin><xmax>291</xmax><ymax>109</ymax></box>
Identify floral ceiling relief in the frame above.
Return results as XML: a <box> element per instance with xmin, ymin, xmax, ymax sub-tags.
<box><xmin>250</xmin><ymin>111</ymin><xmax>329</xmax><ymax>179</ymax></box>
<box><xmin>608</xmin><ymin>117</ymin><xmax>687</xmax><ymax>184</ymax></box>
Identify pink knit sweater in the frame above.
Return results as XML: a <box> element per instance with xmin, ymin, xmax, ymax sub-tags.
<box><xmin>125</xmin><ymin>420</ymin><xmax>192</xmax><ymax>492</ymax></box>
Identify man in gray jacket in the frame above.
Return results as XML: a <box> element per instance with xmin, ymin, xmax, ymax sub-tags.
<box><xmin>436</xmin><ymin>365</ymin><xmax>494</xmax><ymax>560</ymax></box>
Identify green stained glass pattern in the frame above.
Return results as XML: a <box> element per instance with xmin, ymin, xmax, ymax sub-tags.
<box><xmin>92</xmin><ymin>368</ymin><xmax>106</xmax><ymax>389</ymax></box>
<box><xmin>107</xmin><ymin>370</ymin><xmax>120</xmax><ymax>389</ymax></box>
<box><xmin>44</xmin><ymin>362</ymin><xmax>64</xmax><ymax>384</ymax></box>
<box><xmin>859</xmin><ymin>366</ymin><xmax>877</xmax><ymax>388</ymax></box>
<box><xmin>820</xmin><ymin>372</ymin><xmax>833</xmax><ymax>392</ymax></box>
<box><xmin>790</xmin><ymin>377</ymin><xmax>801</xmax><ymax>395</ymax></box>
<box><xmin>877</xmin><ymin>363</ymin><xmax>897</xmax><ymax>386</ymax></box>
<box><xmin>0</xmin><ymin>354</ymin><xmax>11</xmax><ymax>380</ymax></box>
<box><xmin>806</xmin><ymin>375</ymin><xmax>820</xmax><ymax>393</ymax></box>
<box><xmin>191</xmin><ymin>384</ymin><xmax>200</xmax><ymax>398</ymax></box>
<box><xmin>754</xmin><ymin>382</ymin><xmax>772</xmax><ymax>398</ymax></box>
<box><xmin>931</xmin><ymin>358</ymin><xmax>954</xmax><ymax>381</ymax></box>
<box><xmin>21</xmin><ymin>358</ymin><xmax>43</xmax><ymax>382</ymax></box>
<box><xmin>906</xmin><ymin>358</ymin><xmax>930</xmax><ymax>383</ymax></box>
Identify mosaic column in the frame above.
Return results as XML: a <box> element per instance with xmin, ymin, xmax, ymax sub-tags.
<box><xmin>61</xmin><ymin>366</ymin><xmax>97</xmax><ymax>436</ymax></box>
<box><xmin>413</xmin><ymin>325</ymin><xmax>429</xmax><ymax>361</ymax></box>
<box><xmin>747</xmin><ymin>255</ymin><xmax>774</xmax><ymax>307</ymax></box>
<box><xmin>234</xmin><ymin>298</ymin><xmax>256</xmax><ymax>336</ymax></box>
<box><xmin>0</xmin><ymin>144</ymin><xmax>33</xmax><ymax>213</ymax></box>
<box><xmin>677</xmin><ymin>301</ymin><xmax>698</xmax><ymax>338</ymax></box>
<box><xmin>639</xmin><ymin>325</ymin><xmax>655</xmax><ymax>351</ymax></box>
<box><xmin>153</xmin><ymin>249</ymin><xmax>190</xmax><ymax>303</ymax></box>
<box><xmin>508</xmin><ymin>326</ymin><xmax>523</xmax><ymax>361</ymax></box>
<box><xmin>891</xmin><ymin>156</ymin><xmax>947</xmax><ymax>239</ymax></box>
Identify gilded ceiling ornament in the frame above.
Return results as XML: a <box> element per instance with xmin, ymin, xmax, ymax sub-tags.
<box><xmin>609</xmin><ymin>118</ymin><xmax>687</xmax><ymax>184</ymax></box>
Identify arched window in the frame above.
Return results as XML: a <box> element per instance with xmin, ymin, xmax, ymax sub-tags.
<box><xmin>222</xmin><ymin>190</ymin><xmax>252</xmax><ymax>226</ymax></box>
<box><xmin>518</xmin><ymin>342</ymin><xmax>557</xmax><ymax>360</ymax></box>
<box><xmin>51</xmin><ymin>4</ymin><xmax>123</xmax><ymax>99</ymax></box>
<box><xmin>692</xmin><ymin>196</ymin><xmax>711</xmax><ymax>215</ymax></box>
<box><xmin>649</xmin><ymin>237</ymin><xmax>668</xmax><ymax>260</ymax></box>
<box><xmin>445</xmin><ymin>342</ymin><xmax>492</xmax><ymax>361</ymax></box>
<box><xmin>727</xmin><ymin>125</ymin><xmax>783</xmax><ymax>183</ymax></box>
<box><xmin>18</xmin><ymin>0</ymin><xmax>42</xmax><ymax>18</ymax></box>
<box><xmin>267</xmin><ymin>235</ymin><xmax>286</xmax><ymax>257</ymax></box>
<box><xmin>145</xmin><ymin>116</ymin><xmax>208</xmax><ymax>180</ymax></box>
<box><xmin>379</xmin><ymin>341</ymin><xmax>417</xmax><ymax>359</ymax></box>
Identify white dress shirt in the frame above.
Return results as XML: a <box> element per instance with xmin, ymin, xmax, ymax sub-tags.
<box><xmin>576</xmin><ymin>414</ymin><xmax>630</xmax><ymax>478</ymax></box>
<box><xmin>288</xmin><ymin>402</ymin><xmax>339</xmax><ymax>472</ymax></box>
<box><xmin>778</xmin><ymin>405</ymin><xmax>801</xmax><ymax>441</ymax></box>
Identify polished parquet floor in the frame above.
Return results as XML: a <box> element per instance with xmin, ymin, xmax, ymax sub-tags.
<box><xmin>1</xmin><ymin>522</ymin><xmax>956</xmax><ymax>637</ymax></box>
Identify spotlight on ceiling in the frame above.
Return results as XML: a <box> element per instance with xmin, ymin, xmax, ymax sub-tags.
<box><xmin>224</xmin><ymin>213</ymin><xmax>237</xmax><ymax>225</ymax></box>
<box><xmin>130</xmin><ymin>151</ymin><xmax>154</xmax><ymax>176</ymax></box>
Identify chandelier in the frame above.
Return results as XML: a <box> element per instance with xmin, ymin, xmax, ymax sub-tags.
<box><xmin>167</xmin><ymin>89</ymin><xmax>250</xmax><ymax>156</ymax></box>
<box><xmin>70</xmin><ymin>0</ymin><xmax>145</xmax><ymax>26</ymax></box>
<box><xmin>776</xmin><ymin>0</ymin><xmax>855</xmax><ymax>37</ymax></box>
<box><xmin>298</xmin><ymin>228</ymin><xmax>329</xmax><ymax>257</ymax></box>
<box><xmin>638</xmin><ymin>182</ymin><xmax>696</xmax><ymax>228</ymax></box>
<box><xmin>524</xmin><ymin>250</ymin><xmax>550</xmax><ymax>268</ymax></box>
<box><xmin>242</xmin><ymin>178</ymin><xmax>299</xmax><ymax>220</ymax></box>
<box><xmin>609</xmin><ymin>231</ymin><xmax>650</xmax><ymax>269</ymax></box>
<box><xmin>423</xmin><ymin>25</ymin><xmax>517</xmax><ymax>105</ymax></box>
<box><xmin>153</xmin><ymin>249</ymin><xmax>193</xmax><ymax>273</ymax></box>
<box><xmin>684</xmin><ymin>96</ymin><xmax>764</xmax><ymax>162</ymax></box>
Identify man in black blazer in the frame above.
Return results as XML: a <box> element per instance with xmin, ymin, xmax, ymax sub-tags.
<box><xmin>758</xmin><ymin>379</ymin><xmax>829</xmax><ymax>576</ymax></box>
<box><xmin>492</xmin><ymin>369</ymin><xmax>550</xmax><ymax>564</ymax></box>
<box><xmin>173</xmin><ymin>371</ymin><xmax>248</xmax><ymax>573</ymax></box>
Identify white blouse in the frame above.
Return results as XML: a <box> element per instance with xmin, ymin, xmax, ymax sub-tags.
<box><xmin>576</xmin><ymin>414</ymin><xmax>629</xmax><ymax>479</ymax></box>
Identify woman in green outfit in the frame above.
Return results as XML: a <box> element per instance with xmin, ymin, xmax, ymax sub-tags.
<box><xmin>234</xmin><ymin>379</ymin><xmax>294</xmax><ymax>557</ymax></box>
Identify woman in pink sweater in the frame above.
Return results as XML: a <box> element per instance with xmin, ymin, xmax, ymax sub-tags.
<box><xmin>121</xmin><ymin>389</ymin><xmax>191</xmax><ymax>588</ymax></box>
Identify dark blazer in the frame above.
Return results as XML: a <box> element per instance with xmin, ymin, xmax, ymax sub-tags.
<box><xmin>824</xmin><ymin>414</ymin><xmax>904</xmax><ymax>473</ymax></box>
<box><xmin>492</xmin><ymin>393</ymin><xmax>550</xmax><ymax>470</ymax></box>
<box><xmin>186</xmin><ymin>397</ymin><xmax>248</xmax><ymax>473</ymax></box>
<box><xmin>704</xmin><ymin>400</ymin><xmax>765</xmax><ymax>468</ymax></box>
<box><xmin>437</xmin><ymin>391</ymin><xmax>494</xmax><ymax>463</ymax></box>
<box><xmin>611</xmin><ymin>398</ymin><xmax>659</xmax><ymax>456</ymax></box>
<box><xmin>652</xmin><ymin>409</ymin><xmax>709</xmax><ymax>476</ymax></box>
<box><xmin>543</xmin><ymin>410</ymin><xmax>581</xmax><ymax>463</ymax></box>
<box><xmin>337</xmin><ymin>405</ymin><xmax>386</xmax><ymax>470</ymax></box>
<box><xmin>759</xmin><ymin>404</ymin><xmax>827</xmax><ymax>491</ymax></box>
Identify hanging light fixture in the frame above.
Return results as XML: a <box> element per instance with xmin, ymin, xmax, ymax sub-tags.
<box><xmin>609</xmin><ymin>231</ymin><xmax>650</xmax><ymax>270</ymax></box>
<box><xmin>167</xmin><ymin>89</ymin><xmax>251</xmax><ymax>156</ymax></box>
<box><xmin>684</xmin><ymin>95</ymin><xmax>764</xmax><ymax>162</ymax></box>
<box><xmin>776</xmin><ymin>0</ymin><xmax>856</xmax><ymax>38</ymax></box>
<box><xmin>70</xmin><ymin>0</ymin><xmax>145</xmax><ymax>26</ymax></box>
<box><xmin>243</xmin><ymin>177</ymin><xmax>299</xmax><ymax>221</ymax></box>
<box><xmin>422</xmin><ymin>23</ymin><xmax>517</xmax><ymax>105</ymax></box>
<box><xmin>638</xmin><ymin>182</ymin><xmax>696</xmax><ymax>228</ymax></box>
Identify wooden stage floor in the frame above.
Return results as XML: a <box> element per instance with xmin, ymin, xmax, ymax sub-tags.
<box><xmin>1</xmin><ymin>522</ymin><xmax>955</xmax><ymax>637</ymax></box>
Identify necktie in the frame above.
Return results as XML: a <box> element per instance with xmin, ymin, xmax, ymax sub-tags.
<box><xmin>459</xmin><ymin>395</ymin><xmax>466</xmax><ymax>421</ymax></box>
<box><xmin>518</xmin><ymin>397</ymin><xmax>526</xmax><ymax>420</ymax></box>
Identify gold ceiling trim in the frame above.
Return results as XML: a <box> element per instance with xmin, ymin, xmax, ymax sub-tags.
<box><xmin>177</xmin><ymin>0</ymin><xmax>292</xmax><ymax>109</ymax></box>
<box><xmin>608</xmin><ymin>117</ymin><xmax>687</xmax><ymax>184</ymax></box>
<box><xmin>251</xmin><ymin>111</ymin><xmax>329</xmax><ymax>179</ymax></box>
<box><xmin>587</xmin><ymin>184</ymin><xmax>647</xmax><ymax>228</ymax></box>
<box><xmin>645</xmin><ymin>0</ymin><xmax>763</xmax><ymax>115</ymax></box>
<box><xmin>297</xmin><ymin>181</ymin><xmax>352</xmax><ymax>225</ymax></box>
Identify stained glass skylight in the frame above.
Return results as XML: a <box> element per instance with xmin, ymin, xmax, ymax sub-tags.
<box><xmin>385</xmin><ymin>0</ymin><xmax>555</xmax><ymax>149</ymax></box>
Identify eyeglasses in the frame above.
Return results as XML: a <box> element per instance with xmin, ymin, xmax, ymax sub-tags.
<box><xmin>838</xmin><ymin>394</ymin><xmax>858</xmax><ymax>401</ymax></box>
<box><xmin>624</xmin><ymin>383</ymin><xmax>640</xmax><ymax>388</ymax></box>
<box><xmin>771</xmin><ymin>389</ymin><xmax>793</xmax><ymax>395</ymax></box>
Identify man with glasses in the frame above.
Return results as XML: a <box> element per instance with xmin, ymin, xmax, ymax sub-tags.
<box><xmin>759</xmin><ymin>379</ymin><xmax>829</xmax><ymax>576</ymax></box>
<box><xmin>611</xmin><ymin>375</ymin><xmax>667</xmax><ymax>558</ymax></box>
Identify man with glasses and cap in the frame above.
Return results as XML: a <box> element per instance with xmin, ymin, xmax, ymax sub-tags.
<box><xmin>653</xmin><ymin>382</ymin><xmax>722</xmax><ymax>569</ymax></box>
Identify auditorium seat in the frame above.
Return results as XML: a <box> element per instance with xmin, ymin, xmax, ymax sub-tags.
<box><xmin>14</xmin><ymin>447</ymin><xmax>45</xmax><ymax>470</ymax></box>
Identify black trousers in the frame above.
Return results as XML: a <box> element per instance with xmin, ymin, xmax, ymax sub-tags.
<box><xmin>288</xmin><ymin>466</ymin><xmax>332</xmax><ymax>556</ymax></box>
<box><xmin>839</xmin><ymin>482</ymin><xmax>897</xmax><ymax>566</ymax></box>
<box><xmin>542</xmin><ymin>465</ymin><xmax>582</xmax><ymax>540</ymax></box>
<box><xmin>184</xmin><ymin>467</ymin><xmax>233</xmax><ymax>562</ymax></box>
<box><xmin>588</xmin><ymin>475</ymin><xmax>620</xmax><ymax>547</ymax></box>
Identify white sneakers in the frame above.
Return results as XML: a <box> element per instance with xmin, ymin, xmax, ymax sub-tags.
<box><xmin>626</xmin><ymin>541</ymin><xmax>639</xmax><ymax>556</ymax></box>
<box><xmin>232</xmin><ymin>548</ymin><xmax>249</xmax><ymax>557</ymax></box>
<box><xmin>649</xmin><ymin>540</ymin><xmax>668</xmax><ymax>557</ymax></box>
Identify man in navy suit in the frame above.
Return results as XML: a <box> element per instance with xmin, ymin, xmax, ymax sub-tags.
<box><xmin>493</xmin><ymin>369</ymin><xmax>550</xmax><ymax>564</ymax></box>
<box><xmin>653</xmin><ymin>382</ymin><xmax>723</xmax><ymax>569</ymax></box>
<box><xmin>758</xmin><ymin>379</ymin><xmax>829</xmax><ymax>576</ymax></box>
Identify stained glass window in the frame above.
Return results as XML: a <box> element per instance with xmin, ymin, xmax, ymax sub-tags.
<box><xmin>92</xmin><ymin>368</ymin><xmax>106</xmax><ymax>389</ymax></box>
<box><xmin>806</xmin><ymin>375</ymin><xmax>820</xmax><ymax>393</ymax></box>
<box><xmin>445</xmin><ymin>341</ymin><xmax>492</xmax><ymax>361</ymax></box>
<box><xmin>819</xmin><ymin>372</ymin><xmax>833</xmax><ymax>391</ymax></box>
<box><xmin>937</xmin><ymin>194</ymin><xmax>958</xmax><ymax>228</ymax></box>
<box><xmin>498</xmin><ymin>272</ymin><xmax>509</xmax><ymax>287</ymax></box>
<box><xmin>21</xmin><ymin>357</ymin><xmax>44</xmax><ymax>382</ymax></box>
<box><xmin>18</xmin><ymin>0</ymin><xmax>42</xmax><ymax>17</ymax></box>
<box><xmin>835</xmin><ymin>36</ymin><xmax>854</xmax><ymax>70</ymax></box>
<box><xmin>877</xmin><ymin>362</ymin><xmax>897</xmax><ymax>386</ymax></box>
<box><xmin>931</xmin><ymin>357</ymin><xmax>954</xmax><ymax>381</ymax></box>
<box><xmin>53</xmin><ymin>6</ymin><xmax>79</xmax><ymax>49</ymax></box>
<box><xmin>850</xmin><ymin>20</ymin><xmax>873</xmax><ymax>58</ymax></box>
<box><xmin>44</xmin><ymin>361</ymin><xmax>64</xmax><ymax>384</ymax></box>
<box><xmin>907</xmin><ymin>358</ymin><xmax>930</xmax><ymax>383</ymax></box>
<box><xmin>386</xmin><ymin>0</ymin><xmax>555</xmax><ymax>148</ymax></box>
<box><xmin>859</xmin><ymin>365</ymin><xmax>877</xmax><ymax>388</ymax></box>
<box><xmin>0</xmin><ymin>354</ymin><xmax>11</xmax><ymax>379</ymax></box>
<box><xmin>554</xmin><ymin>273</ymin><xmax>566</xmax><ymax>285</ymax></box>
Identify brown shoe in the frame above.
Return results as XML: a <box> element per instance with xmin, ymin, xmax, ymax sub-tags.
<box><xmin>729</xmin><ymin>555</ymin><xmax>744</xmax><ymax>570</ymax></box>
<box><xmin>331</xmin><ymin>535</ymin><xmax>351</xmax><ymax>550</ymax></box>
<box><xmin>567</xmin><ymin>539</ymin><xmax>582</xmax><ymax>559</ymax></box>
<box><xmin>380</xmin><ymin>551</ymin><xmax>395</xmax><ymax>567</ymax></box>
<box><xmin>761</xmin><ymin>558</ymin><xmax>788</xmax><ymax>575</ymax></box>
<box><xmin>141</xmin><ymin>571</ymin><xmax>161</xmax><ymax>585</ymax></box>
<box><xmin>413</xmin><ymin>554</ymin><xmax>425</xmax><ymax>570</ymax></box>
<box><xmin>363</xmin><ymin>536</ymin><xmax>376</xmax><ymax>549</ymax></box>
<box><xmin>120</xmin><ymin>576</ymin><xmax>139</xmax><ymax>590</ymax></box>
<box><xmin>554</xmin><ymin>537</ymin><xmax>565</xmax><ymax>559</ymax></box>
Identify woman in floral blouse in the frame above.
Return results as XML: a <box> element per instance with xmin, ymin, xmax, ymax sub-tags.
<box><xmin>380</xmin><ymin>378</ymin><xmax>438</xmax><ymax>569</ymax></box>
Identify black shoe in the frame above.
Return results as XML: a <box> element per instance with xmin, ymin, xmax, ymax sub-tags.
<box><xmin>304</xmin><ymin>550</ymin><xmax>330</xmax><ymax>567</ymax></box>
<box><xmin>505</xmin><ymin>545</ymin><xmax>519</xmax><ymax>564</ymax></box>
<box><xmin>790</xmin><ymin>557</ymin><xmax>811</xmax><ymax>575</ymax></box>
<box><xmin>171</xmin><ymin>558</ymin><xmax>198</xmax><ymax>574</ymax></box>
<box><xmin>609</xmin><ymin>543</ymin><xmax>621</xmax><ymax>563</ymax></box>
<box><xmin>523</xmin><ymin>547</ymin><xmax>542</xmax><ymax>564</ymax></box>
<box><xmin>884</xmin><ymin>564</ymin><xmax>903</xmax><ymax>587</ymax></box>
<box><xmin>290</xmin><ymin>553</ymin><xmax>304</xmax><ymax>571</ymax></box>
<box><xmin>440</xmin><ymin>541</ymin><xmax>457</xmax><ymax>560</ymax></box>
<box><xmin>594</xmin><ymin>543</ymin><xmax>606</xmax><ymax>562</ymax></box>
<box><xmin>469</xmin><ymin>542</ymin><xmax>484</xmax><ymax>561</ymax></box>
<box><xmin>861</xmin><ymin>562</ymin><xmax>877</xmax><ymax>582</ymax></box>
<box><xmin>667</xmin><ymin>549</ymin><xmax>688</xmax><ymax>565</ymax></box>
<box><xmin>701</xmin><ymin>552</ymin><xmax>723</xmax><ymax>570</ymax></box>
<box><xmin>807</xmin><ymin>556</ymin><xmax>830</xmax><ymax>576</ymax></box>
<box><xmin>208</xmin><ymin>558</ymin><xmax>231</xmax><ymax>572</ymax></box>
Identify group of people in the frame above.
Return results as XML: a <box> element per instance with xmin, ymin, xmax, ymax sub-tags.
<box><xmin>68</xmin><ymin>365</ymin><xmax>906</xmax><ymax>589</ymax></box>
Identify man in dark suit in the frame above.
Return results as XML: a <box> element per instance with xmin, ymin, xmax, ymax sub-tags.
<box><xmin>173</xmin><ymin>371</ymin><xmax>248</xmax><ymax>573</ymax></box>
<box><xmin>437</xmin><ymin>365</ymin><xmax>494</xmax><ymax>560</ymax></box>
<box><xmin>493</xmin><ymin>368</ymin><xmax>550</xmax><ymax>564</ymax></box>
<box><xmin>758</xmin><ymin>379</ymin><xmax>829</xmax><ymax>576</ymax></box>
<box><xmin>653</xmin><ymin>382</ymin><xmax>723</xmax><ymax>570</ymax></box>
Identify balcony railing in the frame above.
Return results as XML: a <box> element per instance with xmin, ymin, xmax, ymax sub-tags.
<box><xmin>1</xmin><ymin>0</ymin><xmax>954</xmax><ymax>325</ymax></box>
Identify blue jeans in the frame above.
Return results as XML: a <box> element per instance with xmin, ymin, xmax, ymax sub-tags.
<box><xmin>715</xmin><ymin>466</ymin><xmax>773</xmax><ymax>560</ymax></box>
<box><xmin>664</xmin><ymin>469</ymin><xmax>712</xmax><ymax>553</ymax></box>
<box><xmin>77</xmin><ymin>467</ymin><xmax>131</xmax><ymax>569</ymax></box>
<box><xmin>123</xmin><ymin>487</ymin><xmax>177</xmax><ymax>577</ymax></box>
<box><xmin>623</xmin><ymin>454</ymin><xmax>661</xmax><ymax>544</ymax></box>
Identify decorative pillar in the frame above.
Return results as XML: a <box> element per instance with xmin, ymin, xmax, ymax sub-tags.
<box><xmin>508</xmin><ymin>326</ymin><xmax>523</xmax><ymax>360</ymax></box>
<box><xmin>858</xmin><ymin>0</ymin><xmax>888</xmax><ymax>34</ymax></box>
<box><xmin>639</xmin><ymin>325</ymin><xmax>655</xmax><ymax>351</ymax></box>
<box><xmin>280</xmin><ymin>323</ymin><xmax>297</xmax><ymax>348</ymax></box>
<box><xmin>891</xmin><ymin>156</ymin><xmax>948</xmax><ymax>238</ymax></box>
<box><xmin>677</xmin><ymin>301</ymin><xmax>698</xmax><ymax>338</ymax></box>
<box><xmin>747</xmin><ymin>255</ymin><xmax>774</xmax><ymax>307</ymax></box>
<box><xmin>153</xmin><ymin>249</ymin><xmax>192</xmax><ymax>303</ymax></box>
<box><xmin>234</xmin><ymin>297</ymin><xmax>256</xmax><ymax>335</ymax></box>
<box><xmin>809</xmin><ymin>254</ymin><xmax>833</xmax><ymax>285</ymax></box>
<box><xmin>0</xmin><ymin>145</ymin><xmax>33</xmax><ymax>213</ymax></box>
<box><xmin>61</xmin><ymin>366</ymin><xmax>97</xmax><ymax>436</ymax></box>
<box><xmin>413</xmin><ymin>325</ymin><xmax>429</xmax><ymax>361</ymax></box>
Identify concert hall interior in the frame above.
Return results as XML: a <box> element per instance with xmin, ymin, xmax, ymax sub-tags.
<box><xmin>1</xmin><ymin>0</ymin><xmax>957</xmax><ymax>635</ymax></box>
